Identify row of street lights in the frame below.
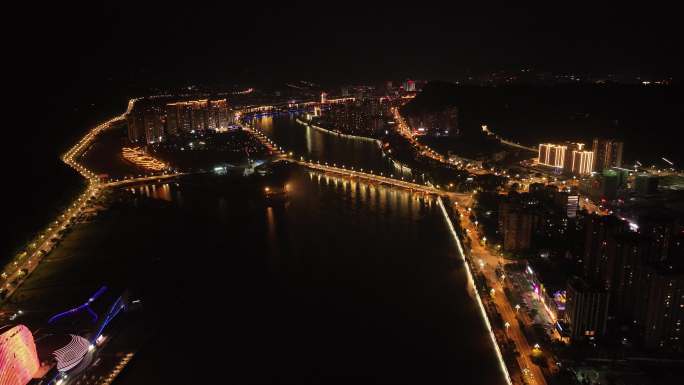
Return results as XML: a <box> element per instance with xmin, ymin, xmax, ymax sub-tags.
<box><xmin>2</xmin><ymin>100</ymin><xmax>143</xmax><ymax>302</ymax></box>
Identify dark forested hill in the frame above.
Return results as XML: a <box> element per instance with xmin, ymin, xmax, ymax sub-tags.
<box><xmin>402</xmin><ymin>81</ymin><xmax>683</xmax><ymax>165</ymax></box>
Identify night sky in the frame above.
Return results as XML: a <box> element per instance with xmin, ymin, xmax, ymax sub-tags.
<box><xmin>11</xmin><ymin>3</ymin><xmax>683</xmax><ymax>94</ymax></box>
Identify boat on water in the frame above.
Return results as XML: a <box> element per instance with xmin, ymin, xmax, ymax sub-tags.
<box><xmin>263</xmin><ymin>184</ymin><xmax>290</xmax><ymax>206</ymax></box>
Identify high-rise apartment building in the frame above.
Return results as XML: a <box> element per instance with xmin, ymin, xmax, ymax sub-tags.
<box><xmin>538</xmin><ymin>143</ymin><xmax>567</xmax><ymax>169</ymax></box>
<box><xmin>565</xmin><ymin>276</ymin><xmax>611</xmax><ymax>340</ymax></box>
<box><xmin>538</xmin><ymin>142</ymin><xmax>592</xmax><ymax>176</ymax></box>
<box><xmin>166</xmin><ymin>99</ymin><xmax>230</xmax><ymax>134</ymax></box>
<box><xmin>580</xmin><ymin>212</ymin><xmax>684</xmax><ymax>351</ymax></box>
<box><xmin>592</xmin><ymin>138</ymin><xmax>623</xmax><ymax>172</ymax></box>
<box><xmin>582</xmin><ymin>214</ymin><xmax>628</xmax><ymax>287</ymax></box>
<box><xmin>499</xmin><ymin>198</ymin><xmax>538</xmax><ymax>252</ymax></box>
<box><xmin>143</xmin><ymin>106</ymin><xmax>164</xmax><ymax>144</ymax></box>
<box><xmin>127</xmin><ymin>101</ymin><xmax>165</xmax><ymax>144</ymax></box>
<box><xmin>631</xmin><ymin>265</ymin><xmax>684</xmax><ymax>351</ymax></box>
<box><xmin>126</xmin><ymin>108</ymin><xmax>146</xmax><ymax>144</ymax></box>
<box><xmin>319</xmin><ymin>98</ymin><xmax>390</xmax><ymax>137</ymax></box>
<box><xmin>569</xmin><ymin>149</ymin><xmax>594</xmax><ymax>176</ymax></box>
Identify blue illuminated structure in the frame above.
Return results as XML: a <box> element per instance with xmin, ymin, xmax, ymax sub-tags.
<box><xmin>48</xmin><ymin>286</ymin><xmax>107</xmax><ymax>324</ymax></box>
<box><xmin>43</xmin><ymin>289</ymin><xmax>131</xmax><ymax>384</ymax></box>
<box><xmin>245</xmin><ymin>109</ymin><xmax>306</xmax><ymax>119</ymax></box>
<box><xmin>92</xmin><ymin>294</ymin><xmax>128</xmax><ymax>343</ymax></box>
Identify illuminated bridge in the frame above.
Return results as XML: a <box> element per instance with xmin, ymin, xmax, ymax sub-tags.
<box><xmin>243</xmin><ymin>110</ymin><xmax>510</xmax><ymax>385</ymax></box>
<box><xmin>294</xmin><ymin>159</ymin><xmax>441</xmax><ymax>194</ymax></box>
<box><xmin>243</xmin><ymin>123</ymin><xmax>444</xmax><ymax>195</ymax></box>
<box><xmin>236</xmin><ymin>97</ymin><xmax>356</xmax><ymax>115</ymax></box>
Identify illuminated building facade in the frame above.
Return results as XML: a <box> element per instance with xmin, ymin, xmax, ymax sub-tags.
<box><xmin>570</xmin><ymin>150</ymin><xmax>594</xmax><ymax>175</ymax></box>
<box><xmin>538</xmin><ymin>143</ymin><xmax>566</xmax><ymax>168</ymax></box>
<box><xmin>166</xmin><ymin>99</ymin><xmax>231</xmax><ymax>134</ymax></box>
<box><xmin>52</xmin><ymin>335</ymin><xmax>90</xmax><ymax>372</ymax></box>
<box><xmin>127</xmin><ymin>100</ymin><xmax>165</xmax><ymax>144</ymax></box>
<box><xmin>0</xmin><ymin>325</ymin><xmax>39</xmax><ymax>385</ymax></box>
<box><xmin>166</xmin><ymin>101</ymin><xmax>192</xmax><ymax>134</ymax></box>
<box><xmin>566</xmin><ymin>195</ymin><xmax>579</xmax><ymax>218</ymax></box>
<box><xmin>318</xmin><ymin>98</ymin><xmax>390</xmax><ymax>137</ymax></box>
<box><xmin>592</xmin><ymin>138</ymin><xmax>623</xmax><ymax>172</ymax></box>
<box><xmin>143</xmin><ymin>106</ymin><xmax>165</xmax><ymax>144</ymax></box>
<box><xmin>126</xmin><ymin>108</ymin><xmax>145</xmax><ymax>144</ymax></box>
<box><xmin>538</xmin><ymin>142</ymin><xmax>593</xmax><ymax>176</ymax></box>
<box><xmin>208</xmin><ymin>99</ymin><xmax>230</xmax><ymax>131</ymax></box>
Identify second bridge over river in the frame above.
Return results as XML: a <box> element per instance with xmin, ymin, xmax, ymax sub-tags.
<box><xmin>290</xmin><ymin>159</ymin><xmax>440</xmax><ymax>195</ymax></box>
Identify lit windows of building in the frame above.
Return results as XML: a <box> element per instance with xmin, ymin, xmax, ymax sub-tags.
<box><xmin>592</xmin><ymin>138</ymin><xmax>624</xmax><ymax>172</ymax></box>
<box><xmin>567</xmin><ymin>195</ymin><xmax>579</xmax><ymax>218</ymax></box>
<box><xmin>0</xmin><ymin>325</ymin><xmax>40</xmax><ymax>385</ymax></box>
<box><xmin>166</xmin><ymin>99</ymin><xmax>230</xmax><ymax>135</ymax></box>
<box><xmin>632</xmin><ymin>266</ymin><xmax>684</xmax><ymax>351</ymax></box>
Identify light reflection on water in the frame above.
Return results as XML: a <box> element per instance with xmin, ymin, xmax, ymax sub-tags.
<box><xmin>250</xmin><ymin>113</ymin><xmax>395</xmax><ymax>175</ymax></box>
<box><xmin>130</xmin><ymin>183</ymin><xmax>173</xmax><ymax>202</ymax></box>
<box><xmin>114</xmin><ymin>164</ymin><xmax>504</xmax><ymax>385</ymax></box>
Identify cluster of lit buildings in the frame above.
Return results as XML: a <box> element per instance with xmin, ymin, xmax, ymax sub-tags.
<box><xmin>0</xmin><ymin>324</ymin><xmax>94</xmax><ymax>385</ymax></box>
<box><xmin>537</xmin><ymin>138</ymin><xmax>624</xmax><ymax>176</ymax></box>
<box><xmin>495</xmin><ymin>184</ymin><xmax>683</xmax><ymax>352</ymax></box>
<box><xmin>337</xmin><ymin>79</ymin><xmax>424</xmax><ymax>99</ymax></box>
<box><xmin>405</xmin><ymin>106</ymin><xmax>459</xmax><ymax>137</ymax></box>
<box><xmin>127</xmin><ymin>98</ymin><xmax>237</xmax><ymax>145</ymax></box>
<box><xmin>537</xmin><ymin>142</ymin><xmax>594</xmax><ymax>176</ymax></box>
<box><xmin>564</xmin><ymin>212</ymin><xmax>683</xmax><ymax>351</ymax></box>
<box><xmin>315</xmin><ymin>98</ymin><xmax>391</xmax><ymax>137</ymax></box>
<box><xmin>578</xmin><ymin>168</ymin><xmax>656</xmax><ymax>201</ymax></box>
<box><xmin>166</xmin><ymin>99</ymin><xmax>232</xmax><ymax>135</ymax></box>
<box><xmin>521</xmin><ymin>138</ymin><xmax>683</xmax><ymax>352</ymax></box>
<box><xmin>498</xmin><ymin>183</ymin><xmax>580</xmax><ymax>252</ymax></box>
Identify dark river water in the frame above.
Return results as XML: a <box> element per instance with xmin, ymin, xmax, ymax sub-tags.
<box><xmin>248</xmin><ymin>113</ymin><xmax>398</xmax><ymax>175</ymax></box>
<box><xmin>11</xmin><ymin>113</ymin><xmax>504</xmax><ymax>384</ymax></box>
<box><xmin>118</xmin><ymin>171</ymin><xmax>502</xmax><ymax>384</ymax></box>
